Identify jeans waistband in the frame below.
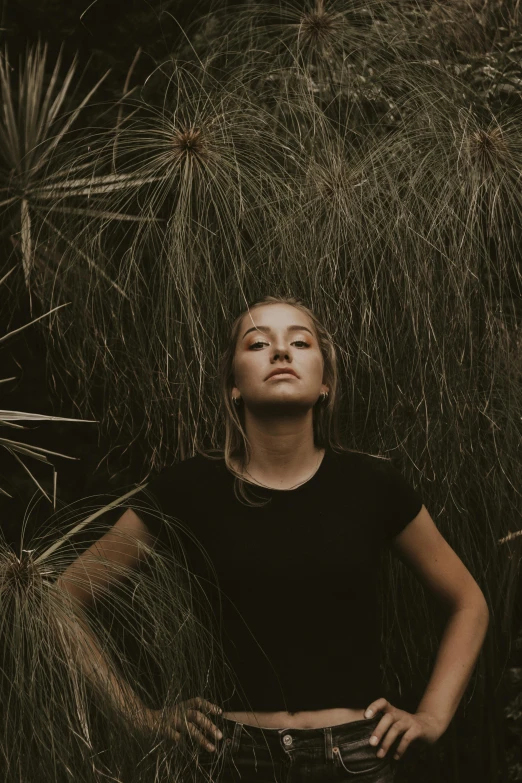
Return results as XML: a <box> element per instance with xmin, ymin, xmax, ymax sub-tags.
<box><xmin>214</xmin><ymin>713</ymin><xmax>381</xmax><ymax>757</ymax></box>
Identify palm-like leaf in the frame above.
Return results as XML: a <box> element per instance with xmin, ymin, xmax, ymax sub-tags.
<box><xmin>33</xmin><ymin>60</ymin><xmax>305</xmax><ymax>469</ymax></box>
<box><xmin>1</xmin><ymin>268</ymin><xmax>95</xmax><ymax>501</ymax></box>
<box><xmin>0</xmin><ymin>42</ymin><xmax>143</xmax><ymax>295</ymax></box>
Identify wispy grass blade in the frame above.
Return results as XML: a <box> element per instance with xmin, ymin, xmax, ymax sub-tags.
<box><xmin>7</xmin><ymin>447</ymin><xmax>51</xmax><ymax>502</ymax></box>
<box><xmin>0</xmin><ymin>411</ymin><xmax>96</xmax><ymax>422</ymax></box>
<box><xmin>0</xmin><ymin>437</ymin><xmax>80</xmax><ymax>460</ymax></box>
<box><xmin>0</xmin><ymin>303</ymin><xmax>70</xmax><ymax>343</ymax></box>
<box><xmin>35</xmin><ymin>485</ymin><xmax>147</xmax><ymax>564</ymax></box>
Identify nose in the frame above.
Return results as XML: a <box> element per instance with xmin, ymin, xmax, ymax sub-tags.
<box><xmin>272</xmin><ymin>346</ymin><xmax>290</xmax><ymax>360</ymax></box>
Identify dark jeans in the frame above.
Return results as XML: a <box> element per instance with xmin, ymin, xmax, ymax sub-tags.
<box><xmin>194</xmin><ymin>714</ymin><xmax>398</xmax><ymax>782</ymax></box>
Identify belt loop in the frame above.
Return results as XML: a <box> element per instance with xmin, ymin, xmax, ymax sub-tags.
<box><xmin>231</xmin><ymin>721</ymin><xmax>243</xmax><ymax>754</ymax></box>
<box><xmin>324</xmin><ymin>726</ymin><xmax>334</xmax><ymax>763</ymax></box>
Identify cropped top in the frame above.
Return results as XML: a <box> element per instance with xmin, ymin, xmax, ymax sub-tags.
<box><xmin>132</xmin><ymin>446</ymin><xmax>423</xmax><ymax>712</ymax></box>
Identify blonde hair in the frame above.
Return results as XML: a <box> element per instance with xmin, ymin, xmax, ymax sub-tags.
<box><xmin>197</xmin><ymin>295</ymin><xmax>356</xmax><ymax>506</ymax></box>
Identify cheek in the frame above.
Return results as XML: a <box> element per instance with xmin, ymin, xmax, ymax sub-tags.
<box><xmin>309</xmin><ymin>354</ymin><xmax>325</xmax><ymax>376</ymax></box>
<box><xmin>234</xmin><ymin>353</ymin><xmax>256</xmax><ymax>384</ymax></box>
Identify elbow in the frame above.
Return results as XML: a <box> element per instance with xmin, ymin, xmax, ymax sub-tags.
<box><xmin>444</xmin><ymin>585</ymin><xmax>490</xmax><ymax>619</ymax></box>
<box><xmin>469</xmin><ymin>589</ymin><xmax>490</xmax><ymax>618</ymax></box>
<box><xmin>474</xmin><ymin>599</ymin><xmax>490</xmax><ymax>636</ymax></box>
<box><xmin>472</xmin><ymin>597</ymin><xmax>491</xmax><ymax>644</ymax></box>
<box><xmin>455</xmin><ymin>592</ymin><xmax>490</xmax><ymax>622</ymax></box>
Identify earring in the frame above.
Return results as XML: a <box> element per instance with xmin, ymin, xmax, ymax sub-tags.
<box><xmin>232</xmin><ymin>396</ymin><xmax>241</xmax><ymax>406</ymax></box>
<box><xmin>320</xmin><ymin>391</ymin><xmax>329</xmax><ymax>403</ymax></box>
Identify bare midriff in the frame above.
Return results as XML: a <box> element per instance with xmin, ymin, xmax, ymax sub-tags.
<box><xmin>222</xmin><ymin>706</ymin><xmax>367</xmax><ymax>729</ymax></box>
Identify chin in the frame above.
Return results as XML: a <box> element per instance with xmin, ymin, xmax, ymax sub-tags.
<box><xmin>248</xmin><ymin>398</ymin><xmax>313</xmax><ymax>415</ymax></box>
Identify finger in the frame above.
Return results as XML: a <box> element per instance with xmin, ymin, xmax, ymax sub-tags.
<box><xmin>392</xmin><ymin>727</ymin><xmax>419</xmax><ymax>760</ymax></box>
<box><xmin>186</xmin><ymin>709</ymin><xmax>223</xmax><ymax>742</ymax></box>
<box><xmin>375</xmin><ymin>721</ymin><xmax>407</xmax><ymax>759</ymax></box>
<box><xmin>185</xmin><ymin>697</ymin><xmax>222</xmax><ymax>715</ymax></box>
<box><xmin>167</xmin><ymin>727</ymin><xmax>182</xmax><ymax>744</ymax></box>
<box><xmin>368</xmin><ymin>713</ymin><xmax>395</xmax><ymax>750</ymax></box>
<box><xmin>144</xmin><ymin>716</ymin><xmax>181</xmax><ymax>745</ymax></box>
<box><xmin>364</xmin><ymin>698</ymin><xmax>389</xmax><ymax>719</ymax></box>
<box><xmin>185</xmin><ymin>721</ymin><xmax>217</xmax><ymax>752</ymax></box>
<box><xmin>169</xmin><ymin>711</ymin><xmax>210</xmax><ymax>740</ymax></box>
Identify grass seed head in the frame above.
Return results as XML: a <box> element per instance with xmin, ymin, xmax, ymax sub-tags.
<box><xmin>468</xmin><ymin>127</ymin><xmax>509</xmax><ymax>175</ymax></box>
<box><xmin>172</xmin><ymin>126</ymin><xmax>208</xmax><ymax>163</ymax></box>
<box><xmin>1</xmin><ymin>550</ymin><xmax>42</xmax><ymax>595</ymax></box>
<box><xmin>299</xmin><ymin>4</ymin><xmax>344</xmax><ymax>52</ymax></box>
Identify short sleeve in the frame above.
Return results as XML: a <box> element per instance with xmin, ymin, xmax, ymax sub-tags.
<box><xmin>125</xmin><ymin>464</ymin><xmax>187</xmax><ymax>550</ymax></box>
<box><xmin>373</xmin><ymin>459</ymin><xmax>423</xmax><ymax>546</ymax></box>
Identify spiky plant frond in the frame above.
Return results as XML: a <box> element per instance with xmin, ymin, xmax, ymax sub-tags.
<box><xmin>33</xmin><ymin>60</ymin><xmax>306</xmax><ymax>468</ymax></box>
<box><xmin>0</xmin><ymin>42</ymin><xmax>144</xmax><ymax>301</ymax></box>
<box><xmin>0</xmin><ymin>43</ymin><xmax>114</xmax><ymax>293</ymax></box>
<box><xmin>200</xmin><ymin>0</ymin><xmax>415</xmax><ymax>78</ymax></box>
<box><xmin>0</xmin><ymin>268</ymin><xmax>94</xmax><ymax>501</ymax></box>
<box><xmin>380</xmin><ymin>83</ymin><xmax>522</xmax><ymax>293</ymax></box>
<box><xmin>189</xmin><ymin>0</ymin><xmax>425</xmax><ymax>132</ymax></box>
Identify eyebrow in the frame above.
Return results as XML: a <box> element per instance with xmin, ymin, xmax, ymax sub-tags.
<box><xmin>242</xmin><ymin>325</ymin><xmax>314</xmax><ymax>339</ymax></box>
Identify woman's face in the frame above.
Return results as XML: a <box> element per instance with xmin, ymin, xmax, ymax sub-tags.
<box><xmin>231</xmin><ymin>304</ymin><xmax>328</xmax><ymax>416</ymax></box>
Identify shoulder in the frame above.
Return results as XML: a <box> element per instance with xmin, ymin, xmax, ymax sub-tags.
<box><xmin>339</xmin><ymin>448</ymin><xmax>400</xmax><ymax>473</ymax></box>
<box><xmin>328</xmin><ymin>447</ymin><xmax>391</xmax><ymax>477</ymax></box>
<box><xmin>353</xmin><ymin>451</ymin><xmax>419</xmax><ymax>492</ymax></box>
<box><xmin>330</xmin><ymin>448</ymin><xmax>418</xmax><ymax>494</ymax></box>
<box><xmin>143</xmin><ymin>451</ymin><xmax>222</xmax><ymax>498</ymax></box>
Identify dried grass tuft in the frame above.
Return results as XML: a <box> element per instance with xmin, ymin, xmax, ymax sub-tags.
<box><xmin>0</xmin><ymin>494</ymin><xmax>230</xmax><ymax>782</ymax></box>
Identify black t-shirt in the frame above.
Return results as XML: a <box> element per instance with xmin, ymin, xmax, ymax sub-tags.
<box><xmin>132</xmin><ymin>446</ymin><xmax>423</xmax><ymax>712</ymax></box>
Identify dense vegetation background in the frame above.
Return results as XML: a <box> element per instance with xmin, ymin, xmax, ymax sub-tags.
<box><xmin>1</xmin><ymin>0</ymin><xmax>521</xmax><ymax>780</ymax></box>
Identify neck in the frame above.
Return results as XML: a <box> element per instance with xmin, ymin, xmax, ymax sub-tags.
<box><xmin>240</xmin><ymin>408</ymin><xmax>321</xmax><ymax>480</ymax></box>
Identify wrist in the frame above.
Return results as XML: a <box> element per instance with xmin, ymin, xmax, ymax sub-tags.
<box><xmin>142</xmin><ymin>707</ymin><xmax>180</xmax><ymax>743</ymax></box>
<box><xmin>414</xmin><ymin>710</ymin><xmax>449</xmax><ymax>734</ymax></box>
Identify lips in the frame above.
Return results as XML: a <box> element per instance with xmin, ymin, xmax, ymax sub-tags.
<box><xmin>266</xmin><ymin>369</ymin><xmax>298</xmax><ymax>379</ymax></box>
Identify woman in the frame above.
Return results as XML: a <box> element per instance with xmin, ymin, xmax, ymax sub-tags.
<box><xmin>58</xmin><ymin>295</ymin><xmax>489</xmax><ymax>782</ymax></box>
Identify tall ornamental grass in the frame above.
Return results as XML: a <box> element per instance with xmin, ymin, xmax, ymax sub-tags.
<box><xmin>1</xmin><ymin>1</ymin><xmax>521</xmax><ymax>779</ymax></box>
<box><xmin>0</xmin><ymin>492</ymin><xmax>228</xmax><ymax>782</ymax></box>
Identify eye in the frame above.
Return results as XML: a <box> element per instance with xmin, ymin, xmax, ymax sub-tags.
<box><xmin>248</xmin><ymin>340</ymin><xmax>310</xmax><ymax>349</ymax></box>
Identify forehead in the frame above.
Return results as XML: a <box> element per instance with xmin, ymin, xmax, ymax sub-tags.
<box><xmin>240</xmin><ymin>304</ymin><xmax>313</xmax><ymax>332</ymax></box>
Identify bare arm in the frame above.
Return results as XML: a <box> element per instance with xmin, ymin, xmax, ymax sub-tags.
<box><xmin>55</xmin><ymin>590</ymin><xmax>167</xmax><ymax>734</ymax></box>
<box><xmin>54</xmin><ymin>508</ymin><xmax>164</xmax><ymax>732</ymax></box>
<box><xmin>55</xmin><ymin>507</ymin><xmax>221</xmax><ymax>750</ymax></box>
<box><xmin>391</xmin><ymin>505</ymin><xmax>490</xmax><ymax>731</ymax></box>
<box><xmin>55</xmin><ymin>507</ymin><xmax>154</xmax><ymax>607</ymax></box>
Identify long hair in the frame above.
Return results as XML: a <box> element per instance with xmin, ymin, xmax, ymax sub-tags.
<box><xmin>197</xmin><ymin>295</ymin><xmax>357</xmax><ymax>506</ymax></box>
